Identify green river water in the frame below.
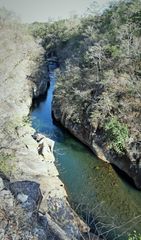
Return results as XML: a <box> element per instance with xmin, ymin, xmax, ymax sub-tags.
<box><xmin>31</xmin><ymin>67</ymin><xmax>141</xmax><ymax>240</ymax></box>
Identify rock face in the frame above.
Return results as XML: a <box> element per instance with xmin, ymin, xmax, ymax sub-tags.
<box><xmin>0</xmin><ymin>16</ymin><xmax>90</xmax><ymax>239</ymax></box>
<box><xmin>30</xmin><ymin>54</ymin><xmax>49</xmax><ymax>99</ymax></box>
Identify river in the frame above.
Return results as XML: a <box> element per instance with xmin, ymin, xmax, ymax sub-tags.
<box><xmin>31</xmin><ymin>65</ymin><xmax>141</xmax><ymax>240</ymax></box>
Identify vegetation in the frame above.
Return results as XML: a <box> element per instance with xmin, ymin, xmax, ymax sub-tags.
<box><xmin>30</xmin><ymin>0</ymin><xmax>141</xmax><ymax>73</ymax></box>
<box><xmin>0</xmin><ymin>152</ymin><xmax>15</xmax><ymax>175</ymax></box>
<box><xmin>128</xmin><ymin>231</ymin><xmax>141</xmax><ymax>240</ymax></box>
<box><xmin>29</xmin><ymin>17</ymin><xmax>80</xmax><ymax>55</ymax></box>
<box><xmin>22</xmin><ymin>115</ymin><xmax>32</xmax><ymax>126</ymax></box>
<box><xmin>104</xmin><ymin>117</ymin><xmax>129</xmax><ymax>154</ymax></box>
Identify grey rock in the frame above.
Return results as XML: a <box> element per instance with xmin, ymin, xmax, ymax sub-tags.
<box><xmin>9</xmin><ymin>181</ymin><xmax>43</xmax><ymax>215</ymax></box>
<box><xmin>0</xmin><ymin>177</ymin><xmax>4</xmax><ymax>191</ymax></box>
<box><xmin>17</xmin><ymin>193</ymin><xmax>28</xmax><ymax>203</ymax></box>
<box><xmin>0</xmin><ymin>178</ymin><xmax>48</xmax><ymax>240</ymax></box>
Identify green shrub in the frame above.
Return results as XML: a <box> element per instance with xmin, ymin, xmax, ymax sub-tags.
<box><xmin>22</xmin><ymin>115</ymin><xmax>31</xmax><ymax>126</ymax></box>
<box><xmin>0</xmin><ymin>153</ymin><xmax>15</xmax><ymax>175</ymax></box>
<box><xmin>104</xmin><ymin>44</ymin><xmax>122</xmax><ymax>59</ymax></box>
<box><xmin>104</xmin><ymin>117</ymin><xmax>129</xmax><ymax>154</ymax></box>
<box><xmin>128</xmin><ymin>231</ymin><xmax>141</xmax><ymax>240</ymax></box>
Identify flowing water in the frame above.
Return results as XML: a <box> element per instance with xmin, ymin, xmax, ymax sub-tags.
<box><xmin>31</xmin><ymin>66</ymin><xmax>141</xmax><ymax>240</ymax></box>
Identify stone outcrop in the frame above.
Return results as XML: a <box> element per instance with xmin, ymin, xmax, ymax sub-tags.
<box><xmin>0</xmin><ymin>174</ymin><xmax>48</xmax><ymax>240</ymax></box>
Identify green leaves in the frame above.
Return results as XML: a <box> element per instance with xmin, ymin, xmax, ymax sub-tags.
<box><xmin>104</xmin><ymin>44</ymin><xmax>122</xmax><ymax>59</ymax></box>
<box><xmin>104</xmin><ymin>117</ymin><xmax>129</xmax><ymax>154</ymax></box>
<box><xmin>30</xmin><ymin>18</ymin><xmax>80</xmax><ymax>52</ymax></box>
<box><xmin>128</xmin><ymin>231</ymin><xmax>141</xmax><ymax>240</ymax></box>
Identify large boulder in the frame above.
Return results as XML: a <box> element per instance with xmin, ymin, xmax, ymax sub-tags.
<box><xmin>0</xmin><ymin>177</ymin><xmax>48</xmax><ymax>240</ymax></box>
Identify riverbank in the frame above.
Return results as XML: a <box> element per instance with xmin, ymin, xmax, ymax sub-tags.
<box><xmin>0</xmin><ymin>13</ymin><xmax>90</xmax><ymax>240</ymax></box>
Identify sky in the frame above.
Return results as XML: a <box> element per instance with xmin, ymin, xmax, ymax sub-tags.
<box><xmin>0</xmin><ymin>0</ymin><xmax>113</xmax><ymax>23</ymax></box>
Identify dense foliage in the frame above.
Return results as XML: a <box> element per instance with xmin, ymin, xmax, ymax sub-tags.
<box><xmin>104</xmin><ymin>117</ymin><xmax>129</xmax><ymax>153</ymax></box>
<box><xmin>29</xmin><ymin>17</ymin><xmax>80</xmax><ymax>55</ymax></box>
<box><xmin>128</xmin><ymin>231</ymin><xmax>141</xmax><ymax>240</ymax></box>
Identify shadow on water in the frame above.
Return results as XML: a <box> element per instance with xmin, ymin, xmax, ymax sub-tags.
<box><xmin>32</xmin><ymin>91</ymin><xmax>48</xmax><ymax>109</ymax></box>
<box><xmin>111</xmin><ymin>164</ymin><xmax>139</xmax><ymax>191</ymax></box>
<box><xmin>31</xmin><ymin>65</ymin><xmax>141</xmax><ymax>240</ymax></box>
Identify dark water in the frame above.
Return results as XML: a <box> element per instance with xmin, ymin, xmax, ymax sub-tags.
<box><xmin>31</xmin><ymin>66</ymin><xmax>141</xmax><ymax>240</ymax></box>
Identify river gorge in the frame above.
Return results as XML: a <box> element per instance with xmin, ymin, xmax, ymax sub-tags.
<box><xmin>1</xmin><ymin>3</ymin><xmax>141</xmax><ymax>238</ymax></box>
<box><xmin>31</xmin><ymin>65</ymin><xmax>141</xmax><ymax>240</ymax></box>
